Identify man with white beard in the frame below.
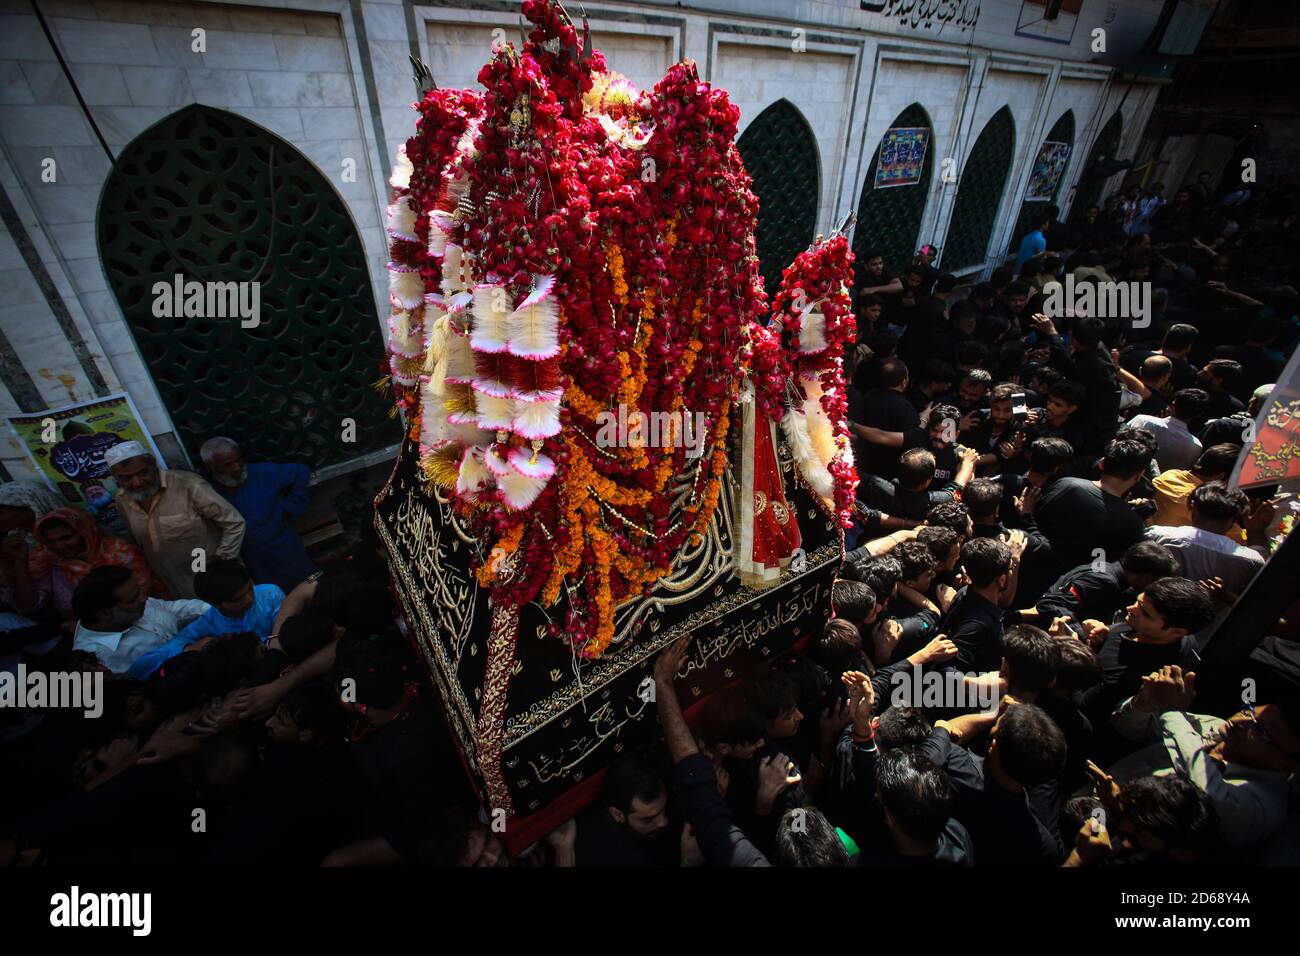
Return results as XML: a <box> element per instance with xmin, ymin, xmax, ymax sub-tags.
<box><xmin>105</xmin><ymin>442</ymin><xmax>245</xmax><ymax>599</ymax></box>
<box><xmin>199</xmin><ymin>437</ymin><xmax>314</xmax><ymax>591</ymax></box>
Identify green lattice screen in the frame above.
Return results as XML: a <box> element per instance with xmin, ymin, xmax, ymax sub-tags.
<box><xmin>852</xmin><ymin>103</ymin><xmax>935</xmax><ymax>281</ymax></box>
<box><xmin>736</xmin><ymin>100</ymin><xmax>821</xmax><ymax>298</ymax></box>
<box><xmin>944</xmin><ymin>106</ymin><xmax>1016</xmax><ymax>272</ymax></box>
<box><xmin>1008</xmin><ymin>110</ymin><xmax>1075</xmax><ymax>255</ymax></box>
<box><xmin>97</xmin><ymin>106</ymin><xmax>399</xmax><ymax>469</ymax></box>
<box><xmin>1071</xmin><ymin>110</ymin><xmax>1123</xmax><ymax>223</ymax></box>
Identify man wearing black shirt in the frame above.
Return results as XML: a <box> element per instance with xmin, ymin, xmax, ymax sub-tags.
<box><xmin>941</xmin><ymin>367</ymin><xmax>992</xmax><ymax>419</ymax></box>
<box><xmin>1211</xmin><ymin>317</ymin><xmax>1282</xmax><ymax>401</ymax></box>
<box><xmin>851</xmin><ymin>358</ymin><xmax>917</xmax><ymax>481</ymax></box>
<box><xmin>1076</xmin><ymin>577</ymin><xmax>1215</xmax><ymax>752</ymax></box>
<box><xmin>831</xmin><ymin>674</ymin><xmax>974</xmax><ymax>865</ymax></box>
<box><xmin>1151</xmin><ymin>187</ymin><xmax>1197</xmax><ymax>243</ymax></box>
<box><xmin>653</xmin><ymin>638</ymin><xmax>837</xmax><ymax>867</ymax></box>
<box><xmin>1061</xmin><ymin>316</ymin><xmax>1121</xmax><ymax>452</ymax></box>
<box><xmin>923</xmin><ymin>703</ymin><xmax>1066</xmax><ymax>867</ymax></box>
<box><xmin>1024</xmin><ymin>381</ymin><xmax>1086</xmax><ymax>460</ymax></box>
<box><xmin>1196</xmin><ymin>358</ymin><xmax>1247</xmax><ymax>421</ymax></box>
<box><xmin>942</xmin><ymin>537</ymin><xmax>1014</xmax><ymax>673</ymax></box>
<box><xmin>574</xmin><ymin>754</ymin><xmax>676</xmax><ymax>866</ymax></box>
<box><xmin>904</xmin><ymin>357</ymin><xmax>957</xmax><ymax>415</ymax></box>
<box><xmin>898</xmin><ymin>274</ymin><xmax>957</xmax><ymax>370</ymax></box>
<box><xmin>1129</xmin><ymin>354</ymin><xmax>1172</xmax><ymax>419</ymax></box>
<box><xmin>855</xmin><ymin>293</ymin><xmax>884</xmax><ymax>342</ymax></box>
<box><xmin>864</xmin><ymin>748</ymin><xmax>974</xmax><ymax>866</ymax></box>
<box><xmin>883</xmin><ymin>540</ymin><xmax>944</xmax><ymax>662</ymax></box>
<box><xmin>997</xmin><ymin>435</ymin><xmax>1072</xmax><ymax>525</ymax></box>
<box><xmin>1121</xmin><ymin>323</ymin><xmax>1199</xmax><ymax>393</ymax></box>
<box><xmin>1032</xmin><ymin>540</ymin><xmax>1179</xmax><ymax>627</ymax></box>
<box><xmin>857</xmin><ymin>450</ymin><xmax>955</xmax><ymax>524</ymax></box>
<box><xmin>855</xmin><ymin>405</ymin><xmax>980</xmax><ymax>492</ymax></box>
<box><xmin>1027</xmin><ymin>436</ymin><xmax>1151</xmax><ymax>588</ymax></box>
<box><xmin>858</xmin><ymin>248</ymin><xmax>903</xmax><ymax>297</ymax></box>
<box><xmin>999</xmin><ymin>625</ymin><xmax>1092</xmax><ymax>795</ymax></box>
<box><xmin>930</xmin><ymin>299</ymin><xmax>981</xmax><ymax>367</ymax></box>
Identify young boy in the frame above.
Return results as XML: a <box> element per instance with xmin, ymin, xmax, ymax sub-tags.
<box><xmin>881</xmin><ymin>541</ymin><xmax>943</xmax><ymax>663</ymax></box>
<box><xmin>190</xmin><ymin>558</ymin><xmax>285</xmax><ymax>641</ymax></box>
<box><xmin>1030</xmin><ymin>540</ymin><xmax>1180</xmax><ymax>627</ymax></box>
<box><xmin>123</xmin><ymin>560</ymin><xmax>285</xmax><ymax>680</ymax></box>
<box><xmin>1075</xmin><ymin>576</ymin><xmax>1215</xmax><ymax>755</ymax></box>
<box><xmin>942</xmin><ymin>538</ymin><xmax>1015</xmax><ymax>673</ymax></box>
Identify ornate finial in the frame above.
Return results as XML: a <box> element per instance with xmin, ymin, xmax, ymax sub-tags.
<box><xmin>409</xmin><ymin>55</ymin><xmax>436</xmax><ymax>97</ymax></box>
<box><xmin>579</xmin><ymin>17</ymin><xmax>592</xmax><ymax>67</ymax></box>
<box><xmin>834</xmin><ymin>211</ymin><xmax>857</xmax><ymax>236</ymax></box>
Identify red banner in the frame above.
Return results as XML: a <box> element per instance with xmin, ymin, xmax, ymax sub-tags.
<box><xmin>1231</xmin><ymin>345</ymin><xmax>1300</xmax><ymax>491</ymax></box>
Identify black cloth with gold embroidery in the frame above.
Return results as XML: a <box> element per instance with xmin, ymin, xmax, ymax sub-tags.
<box><xmin>374</xmin><ymin>436</ymin><xmax>841</xmax><ymax>846</ymax></box>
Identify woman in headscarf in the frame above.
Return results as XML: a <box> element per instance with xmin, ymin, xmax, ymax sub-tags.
<box><xmin>0</xmin><ymin>481</ymin><xmax>66</xmax><ymax>615</ymax></box>
<box><xmin>23</xmin><ymin>508</ymin><xmax>162</xmax><ymax>620</ymax></box>
<box><xmin>0</xmin><ymin>481</ymin><xmax>65</xmax><ymax>534</ymax></box>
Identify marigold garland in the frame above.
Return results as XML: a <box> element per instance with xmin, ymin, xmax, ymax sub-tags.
<box><xmin>384</xmin><ymin>0</ymin><xmax>855</xmax><ymax>658</ymax></box>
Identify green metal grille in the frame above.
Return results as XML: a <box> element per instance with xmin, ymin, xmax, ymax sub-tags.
<box><xmin>944</xmin><ymin>106</ymin><xmax>1016</xmax><ymax>272</ymax></box>
<box><xmin>736</xmin><ymin>100</ymin><xmax>821</xmax><ymax>299</ymax></box>
<box><xmin>1071</xmin><ymin>110</ymin><xmax>1123</xmax><ymax>223</ymax></box>
<box><xmin>1009</xmin><ymin>110</ymin><xmax>1075</xmax><ymax>255</ymax></box>
<box><xmin>97</xmin><ymin>105</ymin><xmax>399</xmax><ymax>469</ymax></box>
<box><xmin>852</xmin><ymin>103</ymin><xmax>934</xmax><ymax>281</ymax></box>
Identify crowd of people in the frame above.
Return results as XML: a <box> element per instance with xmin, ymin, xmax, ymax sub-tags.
<box><xmin>1</xmin><ymin>171</ymin><xmax>1298</xmax><ymax>868</ymax></box>
<box><xmin>640</xmin><ymin>172</ymin><xmax>1300</xmax><ymax>867</ymax></box>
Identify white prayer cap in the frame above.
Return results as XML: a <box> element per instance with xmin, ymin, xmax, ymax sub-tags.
<box><xmin>103</xmin><ymin>440</ymin><xmax>151</xmax><ymax>469</ymax></box>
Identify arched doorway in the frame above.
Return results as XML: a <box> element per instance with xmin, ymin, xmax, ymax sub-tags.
<box><xmin>1008</xmin><ymin>110</ymin><xmax>1075</xmax><ymax>254</ymax></box>
<box><xmin>943</xmin><ymin>106</ymin><xmax>1016</xmax><ymax>272</ymax></box>
<box><xmin>97</xmin><ymin>105</ymin><xmax>399</xmax><ymax>469</ymax></box>
<box><xmin>737</xmin><ymin>100</ymin><xmax>821</xmax><ymax>298</ymax></box>
<box><xmin>1071</xmin><ymin>110</ymin><xmax>1123</xmax><ymax>222</ymax></box>
<box><xmin>852</xmin><ymin>103</ymin><xmax>935</xmax><ymax>282</ymax></box>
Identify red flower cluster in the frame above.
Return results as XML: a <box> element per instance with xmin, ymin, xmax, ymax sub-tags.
<box><xmin>386</xmin><ymin>0</ymin><xmax>853</xmax><ymax>655</ymax></box>
<box><xmin>764</xmin><ymin>235</ymin><xmax>859</xmax><ymax>527</ymax></box>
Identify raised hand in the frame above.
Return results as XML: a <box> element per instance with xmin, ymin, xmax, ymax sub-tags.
<box><xmin>1133</xmin><ymin>665</ymin><xmax>1196</xmax><ymax>714</ymax></box>
<box><xmin>1198</xmin><ymin>576</ymin><xmax>1235</xmax><ymax>607</ymax></box>
<box><xmin>1080</xmin><ymin>619</ymin><xmax>1110</xmax><ymax>648</ymax></box>
<box><xmin>653</xmin><ymin>635</ymin><xmax>692</xmax><ymax>687</ymax></box>
<box><xmin>819</xmin><ymin>698</ymin><xmax>851</xmax><ymax>743</ymax></box>
<box><xmin>756</xmin><ymin>752</ymin><xmax>801</xmax><ymax>813</ymax></box>
<box><xmin>138</xmin><ymin>713</ymin><xmax>202</xmax><ymax>766</ymax></box>
<box><xmin>1070</xmin><ymin>812</ymin><xmax>1113</xmax><ymax>866</ymax></box>
<box><xmin>916</xmin><ymin>634</ymin><xmax>958</xmax><ymax>665</ymax></box>
<box><xmin>841</xmin><ymin>670</ymin><xmax>876</xmax><ymax>733</ymax></box>
<box><xmin>1085</xmin><ymin>759</ymin><xmax>1122</xmax><ymax>816</ymax></box>
<box><xmin>1047</xmin><ymin>615</ymin><xmax>1077</xmax><ymax>640</ymax></box>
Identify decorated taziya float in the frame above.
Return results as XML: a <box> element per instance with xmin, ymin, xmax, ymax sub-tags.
<box><xmin>376</xmin><ymin>0</ymin><xmax>857</xmax><ymax>847</ymax></box>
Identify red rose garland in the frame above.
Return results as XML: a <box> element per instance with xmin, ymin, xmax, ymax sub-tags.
<box><xmin>762</xmin><ymin>235</ymin><xmax>859</xmax><ymax>527</ymax></box>
<box><xmin>386</xmin><ymin>0</ymin><xmax>853</xmax><ymax>655</ymax></box>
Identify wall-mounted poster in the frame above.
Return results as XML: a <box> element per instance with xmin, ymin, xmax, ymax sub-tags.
<box><xmin>1025</xmin><ymin>141</ymin><xmax>1071</xmax><ymax>202</ymax></box>
<box><xmin>875</xmin><ymin>126</ymin><xmax>930</xmax><ymax>188</ymax></box>
<box><xmin>6</xmin><ymin>393</ymin><xmax>164</xmax><ymax>523</ymax></box>
<box><xmin>1015</xmin><ymin>0</ymin><xmax>1083</xmax><ymax>44</ymax></box>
